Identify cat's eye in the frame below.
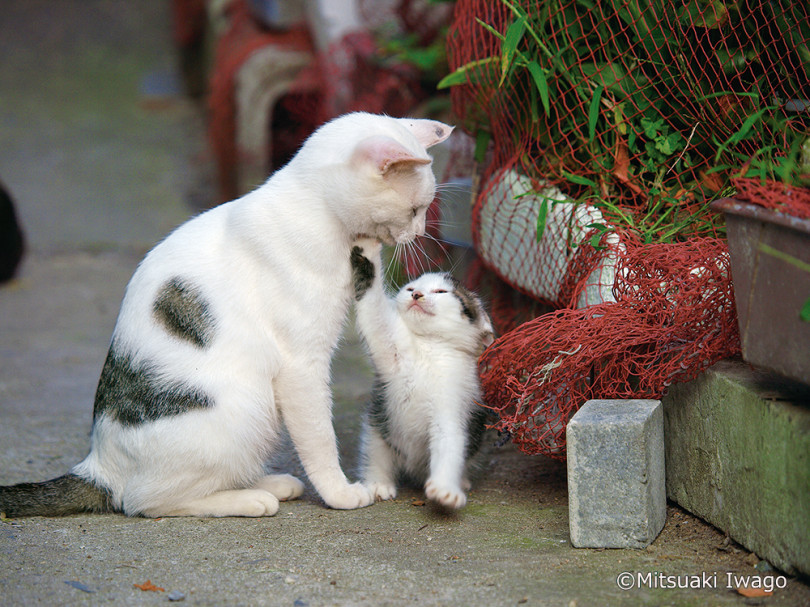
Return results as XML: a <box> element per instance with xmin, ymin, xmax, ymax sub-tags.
<box><xmin>406</xmin><ymin>287</ymin><xmax>414</xmax><ymax>292</ymax></box>
<box><xmin>433</xmin><ymin>289</ymin><xmax>447</xmax><ymax>294</ymax></box>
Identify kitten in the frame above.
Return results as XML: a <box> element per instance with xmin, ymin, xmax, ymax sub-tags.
<box><xmin>0</xmin><ymin>112</ymin><xmax>452</xmax><ymax>518</ymax></box>
<box><xmin>350</xmin><ymin>238</ymin><xmax>494</xmax><ymax>509</ymax></box>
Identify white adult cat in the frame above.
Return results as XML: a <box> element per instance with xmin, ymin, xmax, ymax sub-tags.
<box><xmin>0</xmin><ymin>112</ymin><xmax>452</xmax><ymax>518</ymax></box>
<box><xmin>350</xmin><ymin>238</ymin><xmax>494</xmax><ymax>509</ymax></box>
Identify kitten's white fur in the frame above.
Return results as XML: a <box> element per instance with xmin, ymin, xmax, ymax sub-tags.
<box><xmin>71</xmin><ymin>113</ymin><xmax>452</xmax><ymax>517</ymax></box>
<box><xmin>352</xmin><ymin>239</ymin><xmax>494</xmax><ymax>509</ymax></box>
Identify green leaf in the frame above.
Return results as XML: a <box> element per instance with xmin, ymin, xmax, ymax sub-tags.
<box><xmin>436</xmin><ymin>69</ymin><xmax>471</xmax><ymax>89</ymax></box>
<box><xmin>562</xmin><ymin>170</ymin><xmax>598</xmax><ymax>188</ymax></box>
<box><xmin>641</xmin><ymin>116</ymin><xmax>663</xmax><ymax>138</ymax></box>
<box><xmin>536</xmin><ymin>198</ymin><xmax>550</xmax><ymax>242</ymax></box>
<box><xmin>527</xmin><ymin>60</ymin><xmax>550</xmax><ymax>115</ymax></box>
<box><xmin>588</xmin><ymin>85</ymin><xmax>604</xmax><ymax>142</ymax></box>
<box><xmin>500</xmin><ymin>16</ymin><xmax>527</xmax><ymax>86</ymax></box>
<box><xmin>436</xmin><ymin>57</ymin><xmax>498</xmax><ymax>89</ymax></box>
<box><xmin>475</xmin><ymin>17</ymin><xmax>506</xmax><ymax>41</ymax></box>
<box><xmin>474</xmin><ymin>130</ymin><xmax>491</xmax><ymax>164</ymax></box>
<box><xmin>715</xmin><ymin>107</ymin><xmax>772</xmax><ymax>161</ymax></box>
<box><xmin>801</xmin><ymin>298</ymin><xmax>810</xmax><ymax>323</ymax></box>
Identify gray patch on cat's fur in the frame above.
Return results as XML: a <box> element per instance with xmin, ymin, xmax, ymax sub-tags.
<box><xmin>153</xmin><ymin>277</ymin><xmax>214</xmax><ymax>348</ymax></box>
<box><xmin>446</xmin><ymin>274</ymin><xmax>481</xmax><ymax>323</ymax></box>
<box><xmin>93</xmin><ymin>343</ymin><xmax>212</xmax><ymax>425</ymax></box>
<box><xmin>466</xmin><ymin>407</ymin><xmax>490</xmax><ymax>459</ymax></box>
<box><xmin>367</xmin><ymin>376</ymin><xmax>391</xmax><ymax>440</ymax></box>
<box><xmin>0</xmin><ymin>473</ymin><xmax>115</xmax><ymax>518</ymax></box>
<box><xmin>350</xmin><ymin>246</ymin><xmax>375</xmax><ymax>301</ymax></box>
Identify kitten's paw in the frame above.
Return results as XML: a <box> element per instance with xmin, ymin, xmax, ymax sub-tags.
<box><xmin>352</xmin><ymin>237</ymin><xmax>383</xmax><ymax>258</ymax></box>
<box><xmin>365</xmin><ymin>481</ymin><xmax>397</xmax><ymax>502</ymax></box>
<box><xmin>322</xmin><ymin>482</ymin><xmax>374</xmax><ymax>510</ymax></box>
<box><xmin>253</xmin><ymin>474</ymin><xmax>305</xmax><ymax>501</ymax></box>
<box><xmin>425</xmin><ymin>478</ymin><xmax>467</xmax><ymax>509</ymax></box>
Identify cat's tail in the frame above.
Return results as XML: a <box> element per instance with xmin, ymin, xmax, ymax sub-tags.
<box><xmin>0</xmin><ymin>473</ymin><xmax>116</xmax><ymax>518</ymax></box>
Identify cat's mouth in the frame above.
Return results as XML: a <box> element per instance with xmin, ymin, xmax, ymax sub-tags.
<box><xmin>407</xmin><ymin>301</ymin><xmax>434</xmax><ymax>315</ymax></box>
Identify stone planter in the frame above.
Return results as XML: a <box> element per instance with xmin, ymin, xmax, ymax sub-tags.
<box><xmin>712</xmin><ymin>198</ymin><xmax>810</xmax><ymax>385</ymax></box>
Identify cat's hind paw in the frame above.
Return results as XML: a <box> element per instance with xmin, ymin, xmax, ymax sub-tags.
<box><xmin>321</xmin><ymin>482</ymin><xmax>374</xmax><ymax>510</ymax></box>
<box><xmin>160</xmin><ymin>489</ymin><xmax>280</xmax><ymax>517</ymax></box>
<box><xmin>425</xmin><ymin>478</ymin><xmax>467</xmax><ymax>509</ymax></box>
<box><xmin>253</xmin><ymin>474</ymin><xmax>305</xmax><ymax>501</ymax></box>
<box><xmin>365</xmin><ymin>481</ymin><xmax>397</xmax><ymax>502</ymax></box>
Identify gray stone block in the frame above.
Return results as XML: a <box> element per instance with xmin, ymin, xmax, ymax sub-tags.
<box><xmin>567</xmin><ymin>399</ymin><xmax>666</xmax><ymax>548</ymax></box>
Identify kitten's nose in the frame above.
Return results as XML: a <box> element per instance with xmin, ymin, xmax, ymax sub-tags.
<box><xmin>412</xmin><ymin>290</ymin><xmax>424</xmax><ymax>300</ymax></box>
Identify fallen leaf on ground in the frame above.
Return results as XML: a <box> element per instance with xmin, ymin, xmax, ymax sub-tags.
<box><xmin>134</xmin><ymin>580</ymin><xmax>165</xmax><ymax>592</ymax></box>
<box><xmin>612</xmin><ymin>139</ymin><xmax>643</xmax><ymax>195</ymax></box>
<box><xmin>735</xmin><ymin>586</ymin><xmax>772</xmax><ymax>597</ymax></box>
<box><xmin>411</xmin><ymin>500</ymin><xmax>425</xmax><ymax>507</ymax></box>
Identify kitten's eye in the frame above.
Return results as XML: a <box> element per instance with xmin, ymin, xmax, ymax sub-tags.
<box><xmin>406</xmin><ymin>287</ymin><xmax>414</xmax><ymax>292</ymax></box>
<box><xmin>433</xmin><ymin>289</ymin><xmax>447</xmax><ymax>294</ymax></box>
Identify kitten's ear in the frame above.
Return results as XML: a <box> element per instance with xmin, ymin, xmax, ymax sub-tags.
<box><xmin>354</xmin><ymin>135</ymin><xmax>431</xmax><ymax>175</ymax></box>
<box><xmin>399</xmin><ymin>119</ymin><xmax>454</xmax><ymax>149</ymax></box>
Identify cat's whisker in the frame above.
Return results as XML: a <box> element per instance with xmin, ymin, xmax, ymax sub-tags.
<box><xmin>400</xmin><ymin>241</ymin><xmax>418</xmax><ymax>278</ymax></box>
<box><xmin>386</xmin><ymin>244</ymin><xmax>402</xmax><ymax>282</ymax></box>
<box><xmin>408</xmin><ymin>239</ymin><xmax>431</xmax><ymax>276</ymax></box>
<box><xmin>435</xmin><ymin>182</ymin><xmax>473</xmax><ymax>195</ymax></box>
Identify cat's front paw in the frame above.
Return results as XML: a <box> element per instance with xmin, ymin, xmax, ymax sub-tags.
<box><xmin>352</xmin><ymin>237</ymin><xmax>383</xmax><ymax>259</ymax></box>
<box><xmin>365</xmin><ymin>481</ymin><xmax>397</xmax><ymax>502</ymax></box>
<box><xmin>351</xmin><ymin>238</ymin><xmax>383</xmax><ymax>300</ymax></box>
<box><xmin>322</xmin><ymin>482</ymin><xmax>374</xmax><ymax>510</ymax></box>
<box><xmin>425</xmin><ymin>478</ymin><xmax>467</xmax><ymax>509</ymax></box>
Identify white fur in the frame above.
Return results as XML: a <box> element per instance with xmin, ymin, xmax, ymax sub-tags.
<box><xmin>353</xmin><ymin>239</ymin><xmax>494</xmax><ymax>509</ymax></box>
<box><xmin>71</xmin><ymin>113</ymin><xmax>452</xmax><ymax>517</ymax></box>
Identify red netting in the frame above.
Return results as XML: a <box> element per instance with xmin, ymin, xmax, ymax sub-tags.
<box><xmin>479</xmin><ymin>236</ymin><xmax>740</xmax><ymax>459</ymax></box>
<box><xmin>441</xmin><ymin>0</ymin><xmax>810</xmax><ymax>457</ymax></box>
<box><xmin>732</xmin><ymin>178</ymin><xmax>810</xmax><ymax>220</ymax></box>
<box><xmin>446</xmin><ymin>0</ymin><xmax>809</xmax><ymax>305</ymax></box>
<box><xmin>447</xmin><ymin>0</ymin><xmax>808</xmax><ymax>220</ymax></box>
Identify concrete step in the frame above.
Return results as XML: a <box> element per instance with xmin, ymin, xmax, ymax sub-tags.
<box><xmin>663</xmin><ymin>359</ymin><xmax>810</xmax><ymax>576</ymax></box>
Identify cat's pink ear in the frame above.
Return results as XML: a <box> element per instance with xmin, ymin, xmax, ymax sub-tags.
<box><xmin>354</xmin><ymin>136</ymin><xmax>431</xmax><ymax>175</ymax></box>
<box><xmin>399</xmin><ymin>119</ymin><xmax>454</xmax><ymax>149</ymax></box>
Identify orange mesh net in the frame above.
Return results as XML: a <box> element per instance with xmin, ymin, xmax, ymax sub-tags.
<box><xmin>445</xmin><ymin>0</ymin><xmax>808</xmax><ymax>457</ymax></box>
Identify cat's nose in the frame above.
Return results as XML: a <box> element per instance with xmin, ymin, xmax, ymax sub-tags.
<box><xmin>412</xmin><ymin>291</ymin><xmax>424</xmax><ymax>300</ymax></box>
